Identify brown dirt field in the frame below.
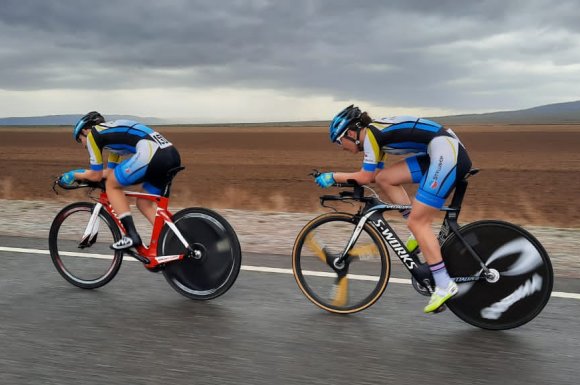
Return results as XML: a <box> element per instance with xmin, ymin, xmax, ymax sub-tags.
<box><xmin>0</xmin><ymin>124</ymin><xmax>579</xmax><ymax>228</ymax></box>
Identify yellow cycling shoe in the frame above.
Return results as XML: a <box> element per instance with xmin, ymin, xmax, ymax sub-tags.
<box><xmin>424</xmin><ymin>281</ymin><xmax>458</xmax><ymax>313</ymax></box>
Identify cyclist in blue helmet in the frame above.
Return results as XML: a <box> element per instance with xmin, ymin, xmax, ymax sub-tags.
<box><xmin>60</xmin><ymin>111</ymin><xmax>181</xmax><ymax>250</ymax></box>
<box><xmin>316</xmin><ymin>105</ymin><xmax>472</xmax><ymax>313</ymax></box>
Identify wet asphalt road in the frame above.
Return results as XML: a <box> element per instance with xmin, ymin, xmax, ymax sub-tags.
<box><xmin>0</xmin><ymin>235</ymin><xmax>579</xmax><ymax>385</ymax></box>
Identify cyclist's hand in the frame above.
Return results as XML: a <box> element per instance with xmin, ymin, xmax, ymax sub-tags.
<box><xmin>315</xmin><ymin>172</ymin><xmax>335</xmax><ymax>188</ymax></box>
<box><xmin>59</xmin><ymin>169</ymin><xmax>85</xmax><ymax>186</ymax></box>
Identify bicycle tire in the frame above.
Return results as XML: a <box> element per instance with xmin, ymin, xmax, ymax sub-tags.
<box><xmin>49</xmin><ymin>202</ymin><xmax>123</xmax><ymax>289</ymax></box>
<box><xmin>442</xmin><ymin>220</ymin><xmax>553</xmax><ymax>330</ymax></box>
<box><xmin>292</xmin><ymin>212</ymin><xmax>391</xmax><ymax>314</ymax></box>
<box><xmin>158</xmin><ymin>207</ymin><xmax>242</xmax><ymax>300</ymax></box>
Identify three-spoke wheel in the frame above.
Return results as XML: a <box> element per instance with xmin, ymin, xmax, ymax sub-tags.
<box><xmin>292</xmin><ymin>212</ymin><xmax>391</xmax><ymax>314</ymax></box>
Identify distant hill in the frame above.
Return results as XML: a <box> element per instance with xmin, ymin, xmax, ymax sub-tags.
<box><xmin>0</xmin><ymin>114</ymin><xmax>167</xmax><ymax>126</ymax></box>
<box><xmin>2</xmin><ymin>100</ymin><xmax>580</xmax><ymax>125</ymax></box>
<box><xmin>432</xmin><ymin>100</ymin><xmax>580</xmax><ymax>124</ymax></box>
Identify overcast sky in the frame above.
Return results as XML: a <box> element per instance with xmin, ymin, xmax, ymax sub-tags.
<box><xmin>1</xmin><ymin>0</ymin><xmax>579</xmax><ymax>122</ymax></box>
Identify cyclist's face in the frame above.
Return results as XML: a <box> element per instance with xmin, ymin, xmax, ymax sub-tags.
<box><xmin>337</xmin><ymin>130</ymin><xmax>360</xmax><ymax>153</ymax></box>
<box><xmin>79</xmin><ymin>130</ymin><xmax>88</xmax><ymax>148</ymax></box>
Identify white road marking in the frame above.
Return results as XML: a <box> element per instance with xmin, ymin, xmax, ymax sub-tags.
<box><xmin>1</xmin><ymin>246</ymin><xmax>579</xmax><ymax>300</ymax></box>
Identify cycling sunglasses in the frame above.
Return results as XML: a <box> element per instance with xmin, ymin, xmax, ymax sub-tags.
<box><xmin>335</xmin><ymin>132</ymin><xmax>357</xmax><ymax>146</ymax></box>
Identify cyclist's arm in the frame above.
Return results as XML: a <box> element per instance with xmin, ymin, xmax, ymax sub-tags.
<box><xmin>76</xmin><ymin>131</ymin><xmax>105</xmax><ymax>181</ymax></box>
<box><xmin>74</xmin><ymin>169</ymin><xmax>103</xmax><ymax>182</ymax></box>
<box><xmin>333</xmin><ymin>132</ymin><xmax>384</xmax><ymax>185</ymax></box>
<box><xmin>333</xmin><ymin>169</ymin><xmax>375</xmax><ymax>185</ymax></box>
<box><xmin>97</xmin><ymin>153</ymin><xmax>121</xmax><ymax>179</ymax></box>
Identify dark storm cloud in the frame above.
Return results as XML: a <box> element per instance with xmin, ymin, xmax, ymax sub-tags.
<box><xmin>1</xmin><ymin>0</ymin><xmax>579</xmax><ymax>111</ymax></box>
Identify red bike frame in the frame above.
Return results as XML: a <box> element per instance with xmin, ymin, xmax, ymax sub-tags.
<box><xmin>94</xmin><ymin>190</ymin><xmax>189</xmax><ymax>270</ymax></box>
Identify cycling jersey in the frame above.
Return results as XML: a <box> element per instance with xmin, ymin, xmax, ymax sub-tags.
<box><xmin>85</xmin><ymin>120</ymin><xmax>181</xmax><ymax>195</ymax></box>
<box><xmin>362</xmin><ymin>116</ymin><xmax>472</xmax><ymax>208</ymax></box>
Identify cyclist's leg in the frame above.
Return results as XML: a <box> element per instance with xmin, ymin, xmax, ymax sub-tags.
<box><xmin>408</xmin><ymin>201</ymin><xmax>444</xmax><ymax>265</ymax></box>
<box><xmin>136</xmin><ymin>197</ymin><xmax>156</xmax><ymax>225</ymax></box>
<box><xmin>108</xmin><ymin>140</ymin><xmax>158</xmax><ymax>249</ymax></box>
<box><xmin>408</xmin><ymin>136</ymin><xmax>464</xmax><ymax>312</ymax></box>
<box><xmin>106</xmin><ymin>174</ymin><xmax>130</xmax><ymax>214</ymax></box>
<box><xmin>106</xmin><ymin>172</ymin><xmax>143</xmax><ymax>249</ymax></box>
<box><xmin>374</xmin><ymin>159</ymin><xmax>413</xmax><ymax>204</ymax></box>
<box><xmin>374</xmin><ymin>157</ymin><xmax>423</xmax><ymax>250</ymax></box>
<box><xmin>409</xmin><ymin>201</ymin><xmax>458</xmax><ymax>312</ymax></box>
<box><xmin>142</xmin><ymin>146</ymin><xmax>181</xmax><ymax>197</ymax></box>
<box><xmin>409</xmin><ymin>136</ymin><xmax>462</xmax><ymax>259</ymax></box>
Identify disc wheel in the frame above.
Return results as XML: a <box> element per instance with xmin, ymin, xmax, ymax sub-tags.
<box><xmin>442</xmin><ymin>220</ymin><xmax>553</xmax><ymax>330</ymax></box>
<box><xmin>49</xmin><ymin>202</ymin><xmax>123</xmax><ymax>289</ymax></box>
<box><xmin>292</xmin><ymin>212</ymin><xmax>391</xmax><ymax>314</ymax></box>
<box><xmin>158</xmin><ymin>208</ymin><xmax>242</xmax><ymax>300</ymax></box>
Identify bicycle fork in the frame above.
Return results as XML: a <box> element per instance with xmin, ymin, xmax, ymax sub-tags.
<box><xmin>79</xmin><ymin>203</ymin><xmax>102</xmax><ymax>248</ymax></box>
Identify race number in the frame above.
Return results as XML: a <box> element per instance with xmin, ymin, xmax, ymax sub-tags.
<box><xmin>150</xmin><ymin>132</ymin><xmax>172</xmax><ymax>149</ymax></box>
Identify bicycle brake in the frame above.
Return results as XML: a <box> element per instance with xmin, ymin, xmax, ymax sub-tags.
<box><xmin>309</xmin><ymin>169</ymin><xmax>321</xmax><ymax>178</ymax></box>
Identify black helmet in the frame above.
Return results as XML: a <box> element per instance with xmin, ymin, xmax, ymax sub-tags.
<box><xmin>73</xmin><ymin>111</ymin><xmax>105</xmax><ymax>142</ymax></box>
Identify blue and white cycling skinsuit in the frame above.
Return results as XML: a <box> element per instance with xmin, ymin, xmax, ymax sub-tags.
<box><xmin>85</xmin><ymin>120</ymin><xmax>181</xmax><ymax>195</ymax></box>
<box><xmin>362</xmin><ymin>116</ymin><xmax>472</xmax><ymax>209</ymax></box>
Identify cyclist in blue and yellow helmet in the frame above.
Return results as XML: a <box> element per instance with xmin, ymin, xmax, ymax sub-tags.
<box><xmin>316</xmin><ymin>105</ymin><xmax>472</xmax><ymax>314</ymax></box>
<box><xmin>72</xmin><ymin>111</ymin><xmax>104</xmax><ymax>143</ymax></box>
<box><xmin>59</xmin><ymin>112</ymin><xmax>181</xmax><ymax>250</ymax></box>
<box><xmin>329</xmin><ymin>105</ymin><xmax>362</xmax><ymax>142</ymax></box>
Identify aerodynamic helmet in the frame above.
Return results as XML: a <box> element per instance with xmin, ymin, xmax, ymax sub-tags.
<box><xmin>329</xmin><ymin>105</ymin><xmax>362</xmax><ymax>143</ymax></box>
<box><xmin>73</xmin><ymin>111</ymin><xmax>104</xmax><ymax>142</ymax></box>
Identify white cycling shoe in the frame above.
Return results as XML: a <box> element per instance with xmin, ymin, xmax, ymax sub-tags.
<box><xmin>111</xmin><ymin>236</ymin><xmax>141</xmax><ymax>250</ymax></box>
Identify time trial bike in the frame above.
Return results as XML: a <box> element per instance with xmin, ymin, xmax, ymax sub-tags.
<box><xmin>292</xmin><ymin>169</ymin><xmax>553</xmax><ymax>330</ymax></box>
<box><xmin>49</xmin><ymin>166</ymin><xmax>242</xmax><ymax>300</ymax></box>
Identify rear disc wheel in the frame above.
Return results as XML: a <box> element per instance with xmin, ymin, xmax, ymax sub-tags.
<box><xmin>442</xmin><ymin>220</ymin><xmax>553</xmax><ymax>330</ymax></box>
<box><xmin>159</xmin><ymin>208</ymin><xmax>242</xmax><ymax>300</ymax></box>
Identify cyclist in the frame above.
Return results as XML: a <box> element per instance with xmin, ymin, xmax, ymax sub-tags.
<box><xmin>59</xmin><ymin>111</ymin><xmax>181</xmax><ymax>250</ymax></box>
<box><xmin>316</xmin><ymin>105</ymin><xmax>472</xmax><ymax>313</ymax></box>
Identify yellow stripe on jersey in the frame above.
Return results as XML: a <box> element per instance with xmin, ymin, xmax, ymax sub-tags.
<box><xmin>87</xmin><ymin>131</ymin><xmax>103</xmax><ymax>165</ymax></box>
<box><xmin>367</xmin><ymin>129</ymin><xmax>382</xmax><ymax>161</ymax></box>
<box><xmin>94</xmin><ymin>124</ymin><xmax>107</xmax><ymax>132</ymax></box>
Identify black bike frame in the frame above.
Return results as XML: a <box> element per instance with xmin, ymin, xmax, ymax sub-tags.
<box><xmin>334</xmin><ymin>173</ymin><xmax>489</xmax><ymax>288</ymax></box>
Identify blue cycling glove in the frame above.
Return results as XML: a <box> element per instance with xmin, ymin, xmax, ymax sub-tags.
<box><xmin>315</xmin><ymin>172</ymin><xmax>335</xmax><ymax>188</ymax></box>
<box><xmin>59</xmin><ymin>169</ymin><xmax>85</xmax><ymax>186</ymax></box>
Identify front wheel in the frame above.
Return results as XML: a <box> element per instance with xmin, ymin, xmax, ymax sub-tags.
<box><xmin>292</xmin><ymin>212</ymin><xmax>391</xmax><ymax>314</ymax></box>
<box><xmin>442</xmin><ymin>220</ymin><xmax>553</xmax><ymax>330</ymax></box>
<box><xmin>158</xmin><ymin>208</ymin><xmax>242</xmax><ymax>300</ymax></box>
<box><xmin>48</xmin><ymin>202</ymin><xmax>123</xmax><ymax>289</ymax></box>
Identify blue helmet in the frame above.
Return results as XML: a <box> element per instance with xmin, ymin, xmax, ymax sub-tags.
<box><xmin>329</xmin><ymin>105</ymin><xmax>362</xmax><ymax>143</ymax></box>
<box><xmin>73</xmin><ymin>111</ymin><xmax>104</xmax><ymax>142</ymax></box>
